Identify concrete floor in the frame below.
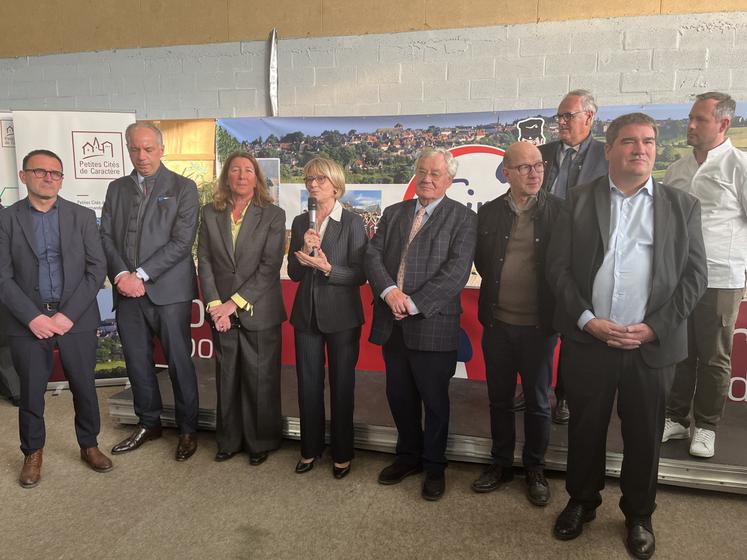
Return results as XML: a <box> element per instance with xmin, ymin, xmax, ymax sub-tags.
<box><xmin>1</xmin><ymin>387</ymin><xmax>746</xmax><ymax>560</ymax></box>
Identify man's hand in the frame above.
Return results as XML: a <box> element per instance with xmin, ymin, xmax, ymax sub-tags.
<box><xmin>115</xmin><ymin>272</ymin><xmax>145</xmax><ymax>298</ymax></box>
<box><xmin>607</xmin><ymin>322</ymin><xmax>657</xmax><ymax>350</ymax></box>
<box><xmin>209</xmin><ymin>300</ymin><xmax>238</xmax><ymax>323</ymax></box>
<box><xmin>50</xmin><ymin>312</ymin><xmax>74</xmax><ymax>336</ymax></box>
<box><xmin>28</xmin><ymin>315</ymin><xmax>65</xmax><ymax>339</ymax></box>
<box><xmin>384</xmin><ymin>288</ymin><xmax>409</xmax><ymax>319</ymax></box>
<box><xmin>213</xmin><ymin>315</ymin><xmax>232</xmax><ymax>333</ymax></box>
<box><xmin>583</xmin><ymin>318</ymin><xmax>629</xmax><ymax>344</ymax></box>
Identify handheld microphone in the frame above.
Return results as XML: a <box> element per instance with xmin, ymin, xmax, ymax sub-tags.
<box><xmin>307</xmin><ymin>197</ymin><xmax>318</xmax><ymax>256</ymax></box>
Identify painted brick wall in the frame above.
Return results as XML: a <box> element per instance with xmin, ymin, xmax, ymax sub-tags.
<box><xmin>1</xmin><ymin>11</ymin><xmax>746</xmax><ymax>119</ymax></box>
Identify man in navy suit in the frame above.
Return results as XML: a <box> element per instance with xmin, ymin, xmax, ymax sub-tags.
<box><xmin>0</xmin><ymin>149</ymin><xmax>111</xmax><ymax>488</ymax></box>
<box><xmin>365</xmin><ymin>148</ymin><xmax>477</xmax><ymax>501</ymax></box>
<box><xmin>101</xmin><ymin>123</ymin><xmax>200</xmax><ymax>461</ymax></box>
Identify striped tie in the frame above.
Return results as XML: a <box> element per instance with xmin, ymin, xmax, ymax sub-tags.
<box><xmin>396</xmin><ymin>207</ymin><xmax>427</xmax><ymax>290</ymax></box>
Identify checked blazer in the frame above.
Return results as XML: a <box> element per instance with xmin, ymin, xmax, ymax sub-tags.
<box><xmin>365</xmin><ymin>196</ymin><xmax>477</xmax><ymax>352</ymax></box>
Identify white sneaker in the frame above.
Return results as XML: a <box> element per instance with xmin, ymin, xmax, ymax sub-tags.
<box><xmin>690</xmin><ymin>428</ymin><xmax>716</xmax><ymax>458</ymax></box>
<box><xmin>661</xmin><ymin>418</ymin><xmax>689</xmax><ymax>442</ymax></box>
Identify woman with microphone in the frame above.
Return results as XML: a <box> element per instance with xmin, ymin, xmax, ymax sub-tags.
<box><xmin>288</xmin><ymin>157</ymin><xmax>368</xmax><ymax>478</ymax></box>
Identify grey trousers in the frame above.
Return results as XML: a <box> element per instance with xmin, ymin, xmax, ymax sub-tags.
<box><xmin>667</xmin><ymin>287</ymin><xmax>744</xmax><ymax>431</ymax></box>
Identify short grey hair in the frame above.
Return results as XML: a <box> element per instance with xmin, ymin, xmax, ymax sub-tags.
<box><xmin>415</xmin><ymin>147</ymin><xmax>458</xmax><ymax>178</ymax></box>
<box><xmin>125</xmin><ymin>122</ymin><xmax>164</xmax><ymax>146</ymax></box>
<box><xmin>695</xmin><ymin>91</ymin><xmax>736</xmax><ymax>127</ymax></box>
<box><xmin>564</xmin><ymin>89</ymin><xmax>598</xmax><ymax>116</ymax></box>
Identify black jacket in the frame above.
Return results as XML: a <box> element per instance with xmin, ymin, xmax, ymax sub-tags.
<box><xmin>475</xmin><ymin>189</ymin><xmax>562</xmax><ymax>334</ymax></box>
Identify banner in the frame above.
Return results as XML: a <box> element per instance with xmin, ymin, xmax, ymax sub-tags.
<box><xmin>12</xmin><ymin>110</ymin><xmax>136</xmax><ymax>217</ymax></box>
<box><xmin>216</xmin><ymin>104</ymin><xmax>747</xmax><ymax>397</ymax></box>
<box><xmin>0</xmin><ymin>113</ymin><xmax>17</xmax><ymax>207</ymax></box>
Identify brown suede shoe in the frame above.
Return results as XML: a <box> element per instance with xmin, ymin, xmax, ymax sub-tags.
<box><xmin>19</xmin><ymin>449</ymin><xmax>43</xmax><ymax>489</ymax></box>
<box><xmin>175</xmin><ymin>433</ymin><xmax>197</xmax><ymax>461</ymax></box>
<box><xmin>80</xmin><ymin>447</ymin><xmax>114</xmax><ymax>473</ymax></box>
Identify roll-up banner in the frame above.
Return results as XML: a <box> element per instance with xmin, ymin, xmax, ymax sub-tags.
<box><xmin>0</xmin><ymin>113</ymin><xmax>17</xmax><ymax>207</ymax></box>
<box><xmin>12</xmin><ymin>110</ymin><xmax>136</xmax><ymax>217</ymax></box>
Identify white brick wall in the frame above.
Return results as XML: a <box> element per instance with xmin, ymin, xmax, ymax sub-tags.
<box><xmin>1</xmin><ymin>11</ymin><xmax>746</xmax><ymax>119</ymax></box>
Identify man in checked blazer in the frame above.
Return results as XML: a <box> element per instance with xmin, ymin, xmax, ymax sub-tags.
<box><xmin>100</xmin><ymin>122</ymin><xmax>200</xmax><ymax>462</ymax></box>
<box><xmin>365</xmin><ymin>147</ymin><xmax>477</xmax><ymax>501</ymax></box>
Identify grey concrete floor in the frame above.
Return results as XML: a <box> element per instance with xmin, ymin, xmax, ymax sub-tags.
<box><xmin>0</xmin><ymin>387</ymin><xmax>745</xmax><ymax>560</ymax></box>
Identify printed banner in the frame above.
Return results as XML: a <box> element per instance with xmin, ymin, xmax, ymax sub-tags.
<box><xmin>0</xmin><ymin>113</ymin><xmax>17</xmax><ymax>207</ymax></box>
<box><xmin>12</xmin><ymin>110</ymin><xmax>136</xmax><ymax>217</ymax></box>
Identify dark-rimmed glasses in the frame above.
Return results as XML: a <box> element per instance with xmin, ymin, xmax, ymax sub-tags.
<box><xmin>24</xmin><ymin>168</ymin><xmax>64</xmax><ymax>181</ymax></box>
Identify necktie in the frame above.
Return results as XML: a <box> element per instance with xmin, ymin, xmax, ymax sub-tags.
<box><xmin>553</xmin><ymin>147</ymin><xmax>576</xmax><ymax>200</ymax></box>
<box><xmin>396</xmin><ymin>207</ymin><xmax>427</xmax><ymax>290</ymax></box>
<box><xmin>142</xmin><ymin>175</ymin><xmax>155</xmax><ymax>197</ymax></box>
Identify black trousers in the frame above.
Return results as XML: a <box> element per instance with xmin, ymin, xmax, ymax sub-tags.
<box><xmin>117</xmin><ymin>297</ymin><xmax>198</xmax><ymax>433</ymax></box>
<box><xmin>10</xmin><ymin>330</ymin><xmax>100</xmax><ymax>454</ymax></box>
<box><xmin>482</xmin><ymin>322</ymin><xmax>556</xmax><ymax>469</ymax></box>
<box><xmin>382</xmin><ymin>324</ymin><xmax>456</xmax><ymax>474</ymax></box>
<box><xmin>563</xmin><ymin>338</ymin><xmax>671</xmax><ymax>521</ymax></box>
<box><xmin>294</xmin><ymin>325</ymin><xmax>360</xmax><ymax>463</ymax></box>
<box><xmin>214</xmin><ymin>324</ymin><xmax>282</xmax><ymax>455</ymax></box>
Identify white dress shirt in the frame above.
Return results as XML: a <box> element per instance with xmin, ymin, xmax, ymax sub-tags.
<box><xmin>664</xmin><ymin>138</ymin><xmax>747</xmax><ymax>289</ymax></box>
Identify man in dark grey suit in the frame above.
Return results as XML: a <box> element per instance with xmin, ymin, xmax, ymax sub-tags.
<box><xmin>539</xmin><ymin>89</ymin><xmax>609</xmax><ymax>425</ymax></box>
<box><xmin>365</xmin><ymin>148</ymin><xmax>477</xmax><ymax>501</ymax></box>
<box><xmin>547</xmin><ymin>113</ymin><xmax>707</xmax><ymax>559</ymax></box>
<box><xmin>0</xmin><ymin>149</ymin><xmax>111</xmax><ymax>488</ymax></box>
<box><xmin>101</xmin><ymin>123</ymin><xmax>200</xmax><ymax>461</ymax></box>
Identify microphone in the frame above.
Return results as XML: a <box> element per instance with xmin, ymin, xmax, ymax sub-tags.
<box><xmin>307</xmin><ymin>197</ymin><xmax>318</xmax><ymax>256</ymax></box>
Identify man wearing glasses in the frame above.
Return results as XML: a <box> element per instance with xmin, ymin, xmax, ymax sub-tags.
<box><xmin>472</xmin><ymin>142</ymin><xmax>562</xmax><ymax>505</ymax></box>
<box><xmin>540</xmin><ymin>89</ymin><xmax>609</xmax><ymax>425</ymax></box>
<box><xmin>0</xmin><ymin>150</ymin><xmax>111</xmax><ymax>488</ymax></box>
<box><xmin>365</xmin><ymin>148</ymin><xmax>477</xmax><ymax>501</ymax></box>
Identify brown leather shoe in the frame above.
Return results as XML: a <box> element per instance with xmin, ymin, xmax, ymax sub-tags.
<box><xmin>175</xmin><ymin>433</ymin><xmax>197</xmax><ymax>461</ymax></box>
<box><xmin>111</xmin><ymin>424</ymin><xmax>162</xmax><ymax>454</ymax></box>
<box><xmin>80</xmin><ymin>447</ymin><xmax>113</xmax><ymax>473</ymax></box>
<box><xmin>19</xmin><ymin>449</ymin><xmax>43</xmax><ymax>489</ymax></box>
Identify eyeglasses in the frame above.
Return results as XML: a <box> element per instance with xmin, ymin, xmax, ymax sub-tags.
<box><xmin>415</xmin><ymin>169</ymin><xmax>444</xmax><ymax>179</ymax></box>
<box><xmin>24</xmin><ymin>168</ymin><xmax>64</xmax><ymax>181</ymax></box>
<box><xmin>304</xmin><ymin>175</ymin><xmax>328</xmax><ymax>185</ymax></box>
<box><xmin>553</xmin><ymin>111</ymin><xmax>588</xmax><ymax>123</ymax></box>
<box><xmin>508</xmin><ymin>162</ymin><xmax>546</xmax><ymax>176</ymax></box>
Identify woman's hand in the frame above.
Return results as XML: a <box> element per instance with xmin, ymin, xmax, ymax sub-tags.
<box><xmin>293</xmin><ymin>247</ymin><xmax>332</xmax><ymax>275</ymax></box>
<box><xmin>302</xmin><ymin>229</ymin><xmax>321</xmax><ymax>255</ymax></box>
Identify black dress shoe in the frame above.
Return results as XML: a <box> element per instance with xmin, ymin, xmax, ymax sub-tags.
<box><xmin>175</xmin><ymin>433</ymin><xmax>197</xmax><ymax>461</ymax></box>
<box><xmin>249</xmin><ymin>452</ymin><xmax>268</xmax><ymax>466</ymax></box>
<box><xmin>378</xmin><ymin>461</ymin><xmax>422</xmax><ymax>485</ymax></box>
<box><xmin>111</xmin><ymin>425</ymin><xmax>162</xmax><ymax>454</ymax></box>
<box><xmin>295</xmin><ymin>458</ymin><xmax>315</xmax><ymax>474</ymax></box>
<box><xmin>214</xmin><ymin>451</ymin><xmax>236</xmax><ymax>462</ymax></box>
<box><xmin>626</xmin><ymin>521</ymin><xmax>655</xmax><ymax>559</ymax></box>
<box><xmin>525</xmin><ymin>470</ymin><xmax>551</xmax><ymax>506</ymax></box>
<box><xmin>553</xmin><ymin>500</ymin><xmax>596</xmax><ymax>540</ymax></box>
<box><xmin>471</xmin><ymin>464</ymin><xmax>514</xmax><ymax>493</ymax></box>
<box><xmin>552</xmin><ymin>398</ymin><xmax>570</xmax><ymax>425</ymax></box>
<box><xmin>333</xmin><ymin>463</ymin><xmax>351</xmax><ymax>479</ymax></box>
<box><xmin>421</xmin><ymin>471</ymin><xmax>445</xmax><ymax>501</ymax></box>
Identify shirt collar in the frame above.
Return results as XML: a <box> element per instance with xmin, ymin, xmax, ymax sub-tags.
<box><xmin>702</xmin><ymin>137</ymin><xmax>734</xmax><ymax>161</ymax></box>
<box><xmin>26</xmin><ymin>197</ymin><xmax>59</xmax><ymax>212</ymax></box>
<box><xmin>608</xmin><ymin>175</ymin><xmax>655</xmax><ymax>197</ymax></box>
<box><xmin>329</xmin><ymin>200</ymin><xmax>343</xmax><ymax>222</ymax></box>
<box><xmin>562</xmin><ymin>132</ymin><xmax>594</xmax><ymax>153</ymax></box>
<box><xmin>416</xmin><ymin>195</ymin><xmax>445</xmax><ymax>216</ymax></box>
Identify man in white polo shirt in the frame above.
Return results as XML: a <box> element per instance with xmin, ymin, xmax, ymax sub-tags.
<box><xmin>662</xmin><ymin>92</ymin><xmax>747</xmax><ymax>458</ymax></box>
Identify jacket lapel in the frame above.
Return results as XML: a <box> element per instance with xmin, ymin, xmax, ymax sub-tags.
<box><xmin>57</xmin><ymin>198</ymin><xmax>75</xmax><ymax>302</ymax></box>
<box><xmin>321</xmin><ymin>214</ymin><xmax>342</xmax><ymax>255</ymax></box>
<box><xmin>217</xmin><ymin>208</ymin><xmax>235</xmax><ymax>266</ymax></box>
<box><xmin>649</xmin><ymin>182</ymin><xmax>671</xmax><ymax>308</ymax></box>
<box><xmin>234</xmin><ymin>204</ymin><xmax>262</xmax><ymax>261</ymax></box>
<box><xmin>398</xmin><ymin>199</ymin><xmax>417</xmax><ymax>252</ymax></box>
<box><xmin>16</xmin><ymin>200</ymin><xmax>40</xmax><ymax>259</ymax></box>
<box><xmin>593</xmin><ymin>178</ymin><xmax>611</xmax><ymax>254</ymax></box>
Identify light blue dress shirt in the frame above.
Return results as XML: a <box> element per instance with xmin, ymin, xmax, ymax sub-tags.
<box><xmin>578</xmin><ymin>177</ymin><xmax>654</xmax><ymax>330</ymax></box>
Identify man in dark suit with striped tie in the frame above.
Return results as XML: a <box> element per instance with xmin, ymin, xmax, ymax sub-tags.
<box><xmin>365</xmin><ymin>148</ymin><xmax>477</xmax><ymax>501</ymax></box>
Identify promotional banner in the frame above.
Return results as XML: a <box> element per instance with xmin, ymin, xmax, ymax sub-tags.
<box><xmin>215</xmin><ymin>104</ymin><xmax>747</xmax><ymax>398</ymax></box>
<box><xmin>0</xmin><ymin>113</ymin><xmax>17</xmax><ymax>207</ymax></box>
<box><xmin>12</xmin><ymin>110</ymin><xmax>136</xmax><ymax>217</ymax></box>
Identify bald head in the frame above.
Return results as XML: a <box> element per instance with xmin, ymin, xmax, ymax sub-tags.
<box><xmin>503</xmin><ymin>141</ymin><xmax>545</xmax><ymax>205</ymax></box>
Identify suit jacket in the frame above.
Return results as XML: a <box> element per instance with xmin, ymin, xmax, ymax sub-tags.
<box><xmin>287</xmin><ymin>208</ymin><xmax>368</xmax><ymax>333</ymax></box>
<box><xmin>197</xmin><ymin>202</ymin><xmax>287</xmax><ymax>330</ymax></box>
<box><xmin>0</xmin><ymin>197</ymin><xmax>106</xmax><ymax>336</ymax></box>
<box><xmin>475</xmin><ymin>189</ymin><xmax>562</xmax><ymax>334</ymax></box>
<box><xmin>365</xmin><ymin>196</ymin><xmax>477</xmax><ymax>352</ymax></box>
<box><xmin>100</xmin><ymin>165</ymin><xmax>199</xmax><ymax>308</ymax></box>
<box><xmin>539</xmin><ymin>137</ymin><xmax>608</xmax><ymax>196</ymax></box>
<box><xmin>546</xmin><ymin>175</ymin><xmax>708</xmax><ymax>368</ymax></box>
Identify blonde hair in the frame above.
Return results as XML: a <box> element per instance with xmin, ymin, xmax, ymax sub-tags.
<box><xmin>213</xmin><ymin>151</ymin><xmax>273</xmax><ymax>211</ymax></box>
<box><xmin>303</xmin><ymin>157</ymin><xmax>346</xmax><ymax>199</ymax></box>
